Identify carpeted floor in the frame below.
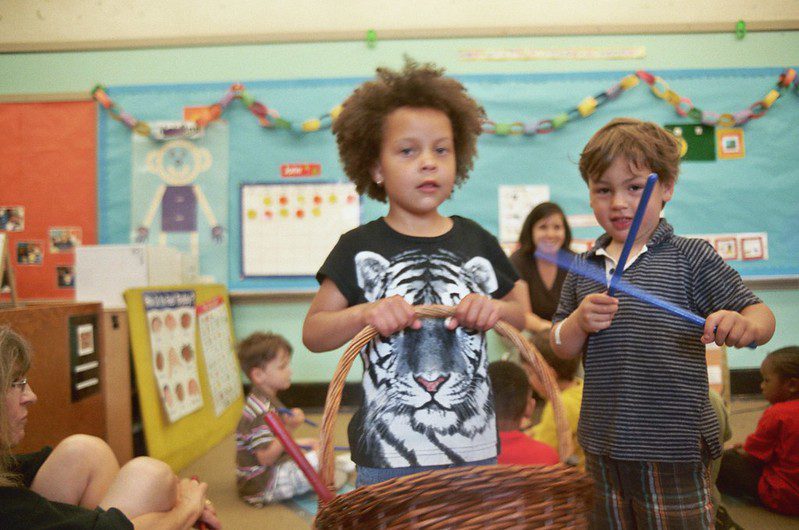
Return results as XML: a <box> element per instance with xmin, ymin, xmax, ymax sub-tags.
<box><xmin>179</xmin><ymin>398</ymin><xmax>799</xmax><ymax>529</ymax></box>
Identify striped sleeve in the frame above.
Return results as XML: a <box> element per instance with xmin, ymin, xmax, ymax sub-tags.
<box><xmin>680</xmin><ymin>238</ymin><xmax>762</xmax><ymax>316</ymax></box>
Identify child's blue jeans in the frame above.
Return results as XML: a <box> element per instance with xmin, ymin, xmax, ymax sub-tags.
<box><xmin>355</xmin><ymin>456</ymin><xmax>497</xmax><ymax>487</ymax></box>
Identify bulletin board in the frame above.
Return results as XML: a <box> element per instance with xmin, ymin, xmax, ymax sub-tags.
<box><xmin>0</xmin><ymin>100</ymin><xmax>97</xmax><ymax>300</ymax></box>
<box><xmin>125</xmin><ymin>283</ymin><xmax>243</xmax><ymax>471</ymax></box>
<box><xmin>97</xmin><ymin>67</ymin><xmax>799</xmax><ymax>292</ymax></box>
<box><xmin>241</xmin><ymin>182</ymin><xmax>360</xmax><ymax>278</ymax></box>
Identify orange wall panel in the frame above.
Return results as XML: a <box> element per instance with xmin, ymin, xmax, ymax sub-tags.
<box><xmin>0</xmin><ymin>101</ymin><xmax>97</xmax><ymax>300</ymax></box>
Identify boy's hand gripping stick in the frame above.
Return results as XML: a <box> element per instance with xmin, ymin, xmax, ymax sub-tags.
<box><xmin>536</xmin><ymin>249</ymin><xmax>756</xmax><ymax>349</ymax></box>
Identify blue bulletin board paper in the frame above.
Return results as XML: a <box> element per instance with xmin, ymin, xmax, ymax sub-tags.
<box><xmin>98</xmin><ymin>68</ymin><xmax>799</xmax><ymax>292</ymax></box>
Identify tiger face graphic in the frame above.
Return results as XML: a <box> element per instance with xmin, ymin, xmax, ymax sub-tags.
<box><xmin>353</xmin><ymin>248</ymin><xmax>499</xmax><ymax>466</ymax></box>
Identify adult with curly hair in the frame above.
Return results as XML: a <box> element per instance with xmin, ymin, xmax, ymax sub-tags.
<box><xmin>0</xmin><ymin>325</ymin><xmax>221</xmax><ymax>529</ymax></box>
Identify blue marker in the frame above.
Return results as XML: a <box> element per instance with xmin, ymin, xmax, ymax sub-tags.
<box><xmin>278</xmin><ymin>407</ymin><xmax>319</xmax><ymax>427</ymax></box>
<box><xmin>300</xmin><ymin>444</ymin><xmax>351</xmax><ymax>452</ymax></box>
<box><xmin>536</xmin><ymin>249</ymin><xmax>756</xmax><ymax>348</ymax></box>
<box><xmin>608</xmin><ymin>173</ymin><xmax>658</xmax><ymax>296</ymax></box>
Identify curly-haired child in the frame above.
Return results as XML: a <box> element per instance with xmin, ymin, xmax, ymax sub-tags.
<box><xmin>303</xmin><ymin>58</ymin><xmax>526</xmax><ymax>487</ymax></box>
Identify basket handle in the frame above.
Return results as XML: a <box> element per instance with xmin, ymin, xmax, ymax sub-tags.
<box><xmin>317</xmin><ymin>304</ymin><xmax>574</xmax><ymax>501</ymax></box>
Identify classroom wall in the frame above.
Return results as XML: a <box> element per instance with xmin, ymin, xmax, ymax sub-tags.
<box><xmin>3</xmin><ymin>30</ymin><xmax>798</xmax><ymax>380</ymax></box>
<box><xmin>2</xmin><ymin>0</ymin><xmax>798</xmax><ymax>51</ymax></box>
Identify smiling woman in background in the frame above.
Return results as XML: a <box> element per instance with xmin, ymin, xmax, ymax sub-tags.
<box><xmin>0</xmin><ymin>326</ymin><xmax>221</xmax><ymax>530</ymax></box>
<box><xmin>509</xmin><ymin>201</ymin><xmax>573</xmax><ymax>333</ymax></box>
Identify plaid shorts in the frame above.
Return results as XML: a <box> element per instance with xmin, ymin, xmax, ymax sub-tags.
<box><xmin>585</xmin><ymin>451</ymin><xmax>714</xmax><ymax>530</ymax></box>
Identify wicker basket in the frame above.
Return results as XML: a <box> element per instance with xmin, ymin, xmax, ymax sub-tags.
<box><xmin>315</xmin><ymin>305</ymin><xmax>593</xmax><ymax>529</ymax></box>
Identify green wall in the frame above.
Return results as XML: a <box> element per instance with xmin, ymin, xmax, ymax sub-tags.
<box><xmin>4</xmin><ymin>31</ymin><xmax>798</xmax><ymax>380</ymax></box>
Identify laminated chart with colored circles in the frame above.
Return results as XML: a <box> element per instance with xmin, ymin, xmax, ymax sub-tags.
<box><xmin>241</xmin><ymin>182</ymin><xmax>360</xmax><ymax>277</ymax></box>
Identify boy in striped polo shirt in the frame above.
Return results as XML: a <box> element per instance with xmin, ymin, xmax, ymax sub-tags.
<box><xmin>551</xmin><ymin>117</ymin><xmax>775</xmax><ymax>529</ymax></box>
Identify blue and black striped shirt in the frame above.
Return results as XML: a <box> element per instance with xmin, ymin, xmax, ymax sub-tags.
<box><xmin>554</xmin><ymin>220</ymin><xmax>761</xmax><ymax>462</ymax></box>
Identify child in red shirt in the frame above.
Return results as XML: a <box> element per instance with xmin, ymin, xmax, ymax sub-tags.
<box><xmin>717</xmin><ymin>346</ymin><xmax>799</xmax><ymax>516</ymax></box>
<box><xmin>488</xmin><ymin>361</ymin><xmax>559</xmax><ymax>466</ymax></box>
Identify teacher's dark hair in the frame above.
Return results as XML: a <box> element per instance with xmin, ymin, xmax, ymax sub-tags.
<box><xmin>517</xmin><ymin>202</ymin><xmax>572</xmax><ymax>256</ymax></box>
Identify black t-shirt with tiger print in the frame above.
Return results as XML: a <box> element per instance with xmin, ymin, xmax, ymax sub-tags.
<box><xmin>317</xmin><ymin>216</ymin><xmax>518</xmax><ymax>468</ymax></box>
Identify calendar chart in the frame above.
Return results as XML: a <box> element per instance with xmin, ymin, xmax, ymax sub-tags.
<box><xmin>241</xmin><ymin>183</ymin><xmax>360</xmax><ymax>278</ymax></box>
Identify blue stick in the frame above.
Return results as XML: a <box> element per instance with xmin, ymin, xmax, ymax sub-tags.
<box><xmin>277</xmin><ymin>407</ymin><xmax>319</xmax><ymax>428</ymax></box>
<box><xmin>608</xmin><ymin>173</ymin><xmax>658</xmax><ymax>296</ymax></box>
<box><xmin>536</xmin><ymin>249</ymin><xmax>756</xmax><ymax>348</ymax></box>
<box><xmin>300</xmin><ymin>444</ymin><xmax>351</xmax><ymax>452</ymax></box>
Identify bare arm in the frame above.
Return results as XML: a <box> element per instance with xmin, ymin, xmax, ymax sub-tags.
<box><xmin>524</xmin><ymin>311</ymin><xmax>553</xmax><ymax>334</ymax></box>
<box><xmin>253</xmin><ymin>439</ymin><xmax>287</xmax><ymax>467</ymax></box>
<box><xmin>495</xmin><ymin>280</ymin><xmax>528</xmax><ymax>331</ymax></box>
<box><xmin>302</xmin><ymin>278</ymin><xmax>420</xmax><ymax>352</ymax></box>
<box><xmin>517</xmin><ymin>280</ymin><xmax>553</xmax><ymax>333</ymax></box>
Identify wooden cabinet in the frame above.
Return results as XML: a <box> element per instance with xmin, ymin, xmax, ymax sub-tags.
<box><xmin>1</xmin><ymin>303</ymin><xmax>133</xmax><ymax>463</ymax></box>
<box><xmin>100</xmin><ymin>309</ymin><xmax>134</xmax><ymax>463</ymax></box>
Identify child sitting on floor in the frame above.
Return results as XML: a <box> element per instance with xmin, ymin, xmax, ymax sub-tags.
<box><xmin>717</xmin><ymin>346</ymin><xmax>799</xmax><ymax>516</ymax></box>
<box><xmin>488</xmin><ymin>361</ymin><xmax>559</xmax><ymax>466</ymax></box>
<box><xmin>235</xmin><ymin>332</ymin><xmax>346</xmax><ymax>506</ymax></box>
<box><xmin>526</xmin><ymin>331</ymin><xmax>584</xmax><ymax>468</ymax></box>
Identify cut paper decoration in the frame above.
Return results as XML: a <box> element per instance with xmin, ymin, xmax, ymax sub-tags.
<box><xmin>92</xmin><ymin>69</ymin><xmax>798</xmax><ymax>141</ymax></box>
<box><xmin>94</xmin><ymin>83</ymin><xmax>343</xmax><ymax>139</ymax></box>
<box><xmin>131</xmin><ymin>124</ymin><xmax>228</xmax><ymax>282</ymax></box>
<box><xmin>716</xmin><ymin>128</ymin><xmax>746</xmax><ymax>159</ymax></box>
<box><xmin>666</xmin><ymin>124</ymin><xmax>716</xmax><ymax>161</ymax></box>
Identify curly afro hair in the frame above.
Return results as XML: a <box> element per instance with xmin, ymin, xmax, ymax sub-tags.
<box><xmin>332</xmin><ymin>58</ymin><xmax>486</xmax><ymax>203</ymax></box>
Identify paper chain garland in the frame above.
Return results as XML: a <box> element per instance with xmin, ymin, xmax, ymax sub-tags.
<box><xmin>92</xmin><ymin>68</ymin><xmax>797</xmax><ymax>140</ymax></box>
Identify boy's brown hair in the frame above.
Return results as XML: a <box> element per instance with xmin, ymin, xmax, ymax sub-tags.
<box><xmin>488</xmin><ymin>360</ymin><xmax>531</xmax><ymax>423</ymax></box>
<box><xmin>237</xmin><ymin>332</ymin><xmax>292</xmax><ymax>377</ymax></box>
<box><xmin>531</xmin><ymin>331</ymin><xmax>580</xmax><ymax>382</ymax></box>
<box><xmin>332</xmin><ymin>57</ymin><xmax>485</xmax><ymax>203</ymax></box>
<box><xmin>578</xmin><ymin>117</ymin><xmax>682</xmax><ymax>188</ymax></box>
